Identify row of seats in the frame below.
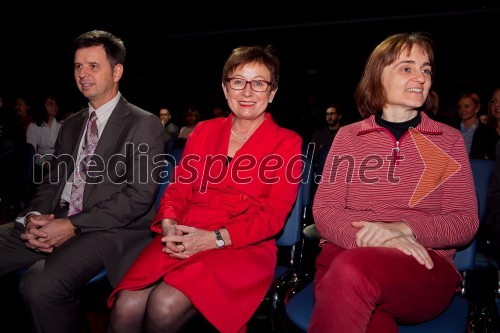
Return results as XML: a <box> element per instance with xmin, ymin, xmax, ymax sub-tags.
<box><xmin>18</xmin><ymin>145</ymin><xmax>499</xmax><ymax>331</ymax></box>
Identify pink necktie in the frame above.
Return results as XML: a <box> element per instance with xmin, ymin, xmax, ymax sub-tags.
<box><xmin>68</xmin><ymin>111</ymin><xmax>99</xmax><ymax>216</ymax></box>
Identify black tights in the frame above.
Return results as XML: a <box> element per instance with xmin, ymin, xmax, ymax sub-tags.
<box><xmin>107</xmin><ymin>282</ymin><xmax>198</xmax><ymax>333</ymax></box>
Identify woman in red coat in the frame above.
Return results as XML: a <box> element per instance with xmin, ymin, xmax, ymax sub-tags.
<box><xmin>107</xmin><ymin>45</ymin><xmax>303</xmax><ymax>333</ymax></box>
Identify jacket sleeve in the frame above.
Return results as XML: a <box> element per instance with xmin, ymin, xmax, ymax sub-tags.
<box><xmin>313</xmin><ymin>127</ymin><xmax>361</xmax><ymax>249</ymax></box>
<box><xmin>401</xmin><ymin>134</ymin><xmax>478</xmax><ymax>249</ymax></box>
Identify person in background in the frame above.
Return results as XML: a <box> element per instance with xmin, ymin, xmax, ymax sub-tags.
<box><xmin>175</xmin><ymin>107</ymin><xmax>200</xmax><ymax>149</ymax></box>
<box><xmin>0</xmin><ymin>95</ymin><xmax>24</xmax><ymax>164</ymax></box>
<box><xmin>311</xmin><ymin>102</ymin><xmax>342</xmax><ymax>158</ymax></box>
<box><xmin>0</xmin><ymin>30</ymin><xmax>164</xmax><ymax>332</ymax></box>
<box><xmin>487</xmin><ymin>86</ymin><xmax>500</xmax><ymax>137</ymax></box>
<box><xmin>158</xmin><ymin>107</ymin><xmax>179</xmax><ymax>151</ymax></box>
<box><xmin>106</xmin><ymin>45</ymin><xmax>303</xmax><ymax>333</ymax></box>
<box><xmin>309</xmin><ymin>32</ymin><xmax>478</xmax><ymax>332</ymax></box>
<box><xmin>456</xmin><ymin>92</ymin><xmax>497</xmax><ymax>159</ymax></box>
<box><xmin>178</xmin><ymin>107</ymin><xmax>200</xmax><ymax>139</ymax></box>
<box><xmin>26</xmin><ymin>95</ymin><xmax>63</xmax><ymax>181</ymax></box>
<box><xmin>0</xmin><ymin>95</ymin><xmax>26</xmax><ymax>208</ymax></box>
<box><xmin>14</xmin><ymin>96</ymin><xmax>33</xmax><ymax>134</ymax></box>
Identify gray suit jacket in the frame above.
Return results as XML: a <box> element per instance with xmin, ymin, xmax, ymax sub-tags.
<box><xmin>24</xmin><ymin>96</ymin><xmax>165</xmax><ymax>286</ymax></box>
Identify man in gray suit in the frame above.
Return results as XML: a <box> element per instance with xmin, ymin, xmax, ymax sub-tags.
<box><xmin>0</xmin><ymin>30</ymin><xmax>164</xmax><ymax>332</ymax></box>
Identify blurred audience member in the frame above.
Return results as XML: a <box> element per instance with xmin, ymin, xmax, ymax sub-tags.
<box><xmin>158</xmin><ymin>107</ymin><xmax>180</xmax><ymax>151</ymax></box>
<box><xmin>311</xmin><ymin>103</ymin><xmax>342</xmax><ymax>158</ymax></box>
<box><xmin>14</xmin><ymin>96</ymin><xmax>33</xmax><ymax>134</ymax></box>
<box><xmin>26</xmin><ymin>95</ymin><xmax>63</xmax><ymax>182</ymax></box>
<box><xmin>487</xmin><ymin>87</ymin><xmax>500</xmax><ymax>137</ymax></box>
<box><xmin>0</xmin><ymin>96</ymin><xmax>23</xmax><ymax>160</ymax></box>
<box><xmin>176</xmin><ymin>107</ymin><xmax>200</xmax><ymax>149</ymax></box>
<box><xmin>456</xmin><ymin>92</ymin><xmax>497</xmax><ymax>159</ymax></box>
<box><xmin>0</xmin><ymin>96</ymin><xmax>27</xmax><ymax>202</ymax></box>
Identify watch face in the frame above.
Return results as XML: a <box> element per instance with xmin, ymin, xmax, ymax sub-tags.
<box><xmin>216</xmin><ymin>239</ymin><xmax>225</xmax><ymax>247</ymax></box>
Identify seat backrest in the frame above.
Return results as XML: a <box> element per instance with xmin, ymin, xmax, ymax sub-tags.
<box><xmin>166</xmin><ymin>148</ymin><xmax>184</xmax><ymax>167</ymax></box>
<box><xmin>454</xmin><ymin>159</ymin><xmax>495</xmax><ymax>272</ymax></box>
<box><xmin>453</xmin><ymin>238</ymin><xmax>477</xmax><ymax>273</ymax></box>
<box><xmin>276</xmin><ymin>152</ymin><xmax>313</xmax><ymax>247</ymax></box>
<box><xmin>277</xmin><ymin>180</ymin><xmax>304</xmax><ymax>247</ymax></box>
<box><xmin>155</xmin><ymin>160</ymin><xmax>173</xmax><ymax>210</ymax></box>
<box><xmin>470</xmin><ymin>159</ymin><xmax>495</xmax><ymax>224</ymax></box>
<box><xmin>302</xmin><ymin>144</ymin><xmax>315</xmax><ymax>212</ymax></box>
<box><xmin>315</xmin><ymin>144</ymin><xmax>331</xmax><ymax>180</ymax></box>
<box><xmin>24</xmin><ymin>143</ymin><xmax>36</xmax><ymax>183</ymax></box>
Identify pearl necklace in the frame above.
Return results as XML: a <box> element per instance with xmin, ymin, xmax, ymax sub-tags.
<box><xmin>230</xmin><ymin>129</ymin><xmax>250</xmax><ymax>140</ymax></box>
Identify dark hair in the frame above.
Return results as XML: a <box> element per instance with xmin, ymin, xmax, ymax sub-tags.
<box><xmin>34</xmin><ymin>95</ymin><xmax>63</xmax><ymax>126</ymax></box>
<box><xmin>426</xmin><ymin>90</ymin><xmax>439</xmax><ymax>115</ymax></box>
<box><xmin>222</xmin><ymin>45</ymin><xmax>280</xmax><ymax>89</ymax></box>
<box><xmin>73</xmin><ymin>30</ymin><xmax>126</xmax><ymax>68</ymax></box>
<box><xmin>326</xmin><ymin>103</ymin><xmax>342</xmax><ymax>116</ymax></box>
<box><xmin>355</xmin><ymin>32</ymin><xmax>435</xmax><ymax>118</ymax></box>
<box><xmin>487</xmin><ymin>87</ymin><xmax>500</xmax><ymax>129</ymax></box>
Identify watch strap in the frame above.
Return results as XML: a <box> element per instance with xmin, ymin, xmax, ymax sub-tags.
<box><xmin>215</xmin><ymin>229</ymin><xmax>225</xmax><ymax>249</ymax></box>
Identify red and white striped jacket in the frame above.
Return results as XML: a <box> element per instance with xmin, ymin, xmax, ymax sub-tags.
<box><xmin>313</xmin><ymin>112</ymin><xmax>479</xmax><ymax>267</ymax></box>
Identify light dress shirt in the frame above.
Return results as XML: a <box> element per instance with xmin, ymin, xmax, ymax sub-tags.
<box><xmin>459</xmin><ymin>119</ymin><xmax>478</xmax><ymax>155</ymax></box>
<box><xmin>26</xmin><ymin>119</ymin><xmax>63</xmax><ymax>166</ymax></box>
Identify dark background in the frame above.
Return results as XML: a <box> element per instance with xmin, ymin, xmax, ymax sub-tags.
<box><xmin>1</xmin><ymin>2</ymin><xmax>499</xmax><ymax>131</ymax></box>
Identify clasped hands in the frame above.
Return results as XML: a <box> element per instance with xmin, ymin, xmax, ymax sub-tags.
<box><xmin>161</xmin><ymin>220</ymin><xmax>214</xmax><ymax>260</ymax></box>
<box><xmin>21</xmin><ymin>214</ymin><xmax>76</xmax><ymax>253</ymax></box>
<box><xmin>351</xmin><ymin>221</ymin><xmax>434</xmax><ymax>270</ymax></box>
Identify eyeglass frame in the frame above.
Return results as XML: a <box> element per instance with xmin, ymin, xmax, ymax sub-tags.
<box><xmin>226</xmin><ymin>78</ymin><xmax>273</xmax><ymax>92</ymax></box>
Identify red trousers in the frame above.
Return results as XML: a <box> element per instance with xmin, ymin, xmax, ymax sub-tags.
<box><xmin>309</xmin><ymin>244</ymin><xmax>461</xmax><ymax>333</ymax></box>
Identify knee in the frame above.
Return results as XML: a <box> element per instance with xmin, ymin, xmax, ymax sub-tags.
<box><xmin>318</xmin><ymin>249</ymin><xmax>377</xmax><ymax>295</ymax></box>
<box><xmin>146</xmin><ymin>295</ymin><xmax>178</xmax><ymax>320</ymax></box>
<box><xmin>113</xmin><ymin>291</ymin><xmax>145</xmax><ymax>318</ymax></box>
<box><xmin>19</xmin><ymin>270</ymin><xmax>69</xmax><ymax>304</ymax></box>
<box><xmin>145</xmin><ymin>289</ymin><xmax>194</xmax><ymax>331</ymax></box>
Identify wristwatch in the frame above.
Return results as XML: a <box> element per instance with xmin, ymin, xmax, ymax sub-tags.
<box><xmin>215</xmin><ymin>229</ymin><xmax>225</xmax><ymax>249</ymax></box>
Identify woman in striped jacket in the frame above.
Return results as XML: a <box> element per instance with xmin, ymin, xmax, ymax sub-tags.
<box><xmin>309</xmin><ymin>32</ymin><xmax>479</xmax><ymax>333</ymax></box>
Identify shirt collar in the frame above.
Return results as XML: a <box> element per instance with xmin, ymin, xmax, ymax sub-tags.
<box><xmin>88</xmin><ymin>92</ymin><xmax>121</xmax><ymax>125</ymax></box>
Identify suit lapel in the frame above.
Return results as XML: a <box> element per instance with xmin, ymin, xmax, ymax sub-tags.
<box><xmin>93</xmin><ymin>98</ymin><xmax>128</xmax><ymax>158</ymax></box>
<box><xmin>72</xmin><ymin>111</ymin><xmax>88</xmax><ymax>159</ymax></box>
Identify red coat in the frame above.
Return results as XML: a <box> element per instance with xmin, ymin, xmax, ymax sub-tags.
<box><xmin>108</xmin><ymin>113</ymin><xmax>302</xmax><ymax>333</ymax></box>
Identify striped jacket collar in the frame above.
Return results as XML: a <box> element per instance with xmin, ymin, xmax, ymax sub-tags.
<box><xmin>356</xmin><ymin>111</ymin><xmax>444</xmax><ymax>136</ymax></box>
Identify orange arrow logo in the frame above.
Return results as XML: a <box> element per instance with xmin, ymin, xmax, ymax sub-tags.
<box><xmin>408</xmin><ymin>128</ymin><xmax>461</xmax><ymax>207</ymax></box>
